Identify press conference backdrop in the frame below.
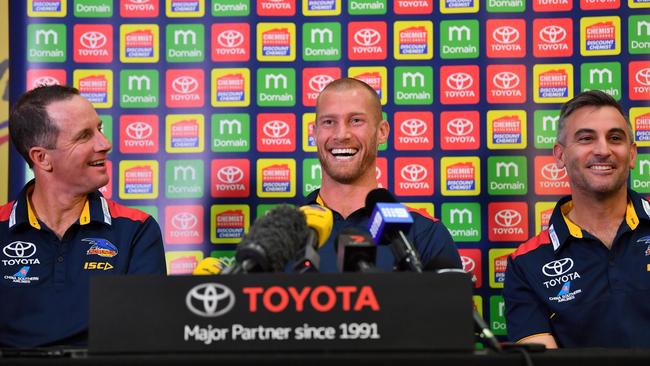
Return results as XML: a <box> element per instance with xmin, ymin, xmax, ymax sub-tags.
<box><xmin>7</xmin><ymin>0</ymin><xmax>650</xmax><ymax>340</ymax></box>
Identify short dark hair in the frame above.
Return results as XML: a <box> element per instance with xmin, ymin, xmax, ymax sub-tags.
<box><xmin>9</xmin><ymin>85</ymin><xmax>80</xmax><ymax>167</ymax></box>
<box><xmin>557</xmin><ymin>90</ymin><xmax>632</xmax><ymax>144</ymax></box>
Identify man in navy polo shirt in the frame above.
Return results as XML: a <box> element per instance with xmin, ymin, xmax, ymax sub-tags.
<box><xmin>0</xmin><ymin>85</ymin><xmax>166</xmax><ymax>347</ymax></box>
<box><xmin>304</xmin><ymin>78</ymin><xmax>460</xmax><ymax>272</ymax></box>
<box><xmin>504</xmin><ymin>90</ymin><xmax>650</xmax><ymax>348</ymax></box>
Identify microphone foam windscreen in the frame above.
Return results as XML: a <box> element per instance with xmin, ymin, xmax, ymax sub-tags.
<box><xmin>364</xmin><ymin>188</ymin><xmax>397</xmax><ymax>211</ymax></box>
<box><xmin>248</xmin><ymin>205</ymin><xmax>310</xmax><ymax>272</ymax></box>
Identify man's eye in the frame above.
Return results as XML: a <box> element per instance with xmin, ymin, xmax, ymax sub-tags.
<box><xmin>577</xmin><ymin>136</ymin><xmax>593</xmax><ymax>142</ymax></box>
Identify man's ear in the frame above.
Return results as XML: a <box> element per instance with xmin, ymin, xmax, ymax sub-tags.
<box><xmin>552</xmin><ymin>143</ymin><xmax>566</xmax><ymax>169</ymax></box>
<box><xmin>377</xmin><ymin>119</ymin><xmax>389</xmax><ymax>145</ymax></box>
<box><xmin>29</xmin><ymin>147</ymin><xmax>53</xmax><ymax>172</ymax></box>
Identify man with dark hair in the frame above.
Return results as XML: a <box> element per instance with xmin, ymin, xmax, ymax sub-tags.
<box><xmin>0</xmin><ymin>85</ymin><xmax>166</xmax><ymax>347</ymax></box>
<box><xmin>504</xmin><ymin>90</ymin><xmax>650</xmax><ymax>348</ymax></box>
<box><xmin>304</xmin><ymin>78</ymin><xmax>461</xmax><ymax>271</ymax></box>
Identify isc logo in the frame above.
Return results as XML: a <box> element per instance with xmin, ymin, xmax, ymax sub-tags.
<box><xmin>84</xmin><ymin>262</ymin><xmax>114</xmax><ymax>271</ymax></box>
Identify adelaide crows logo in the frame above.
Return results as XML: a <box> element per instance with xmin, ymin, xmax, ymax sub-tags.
<box><xmin>83</xmin><ymin>238</ymin><xmax>118</xmax><ymax>258</ymax></box>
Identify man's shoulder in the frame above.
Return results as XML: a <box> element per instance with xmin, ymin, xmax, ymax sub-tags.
<box><xmin>0</xmin><ymin>201</ymin><xmax>15</xmax><ymax>223</ymax></box>
<box><xmin>104</xmin><ymin>199</ymin><xmax>151</xmax><ymax>223</ymax></box>
<box><xmin>510</xmin><ymin>230</ymin><xmax>552</xmax><ymax>262</ymax></box>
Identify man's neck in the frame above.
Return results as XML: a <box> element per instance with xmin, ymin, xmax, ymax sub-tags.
<box><xmin>318</xmin><ymin>177</ymin><xmax>377</xmax><ymax>219</ymax></box>
<box><xmin>567</xmin><ymin>189</ymin><xmax>628</xmax><ymax>249</ymax></box>
<box><xmin>29</xmin><ymin>181</ymin><xmax>88</xmax><ymax>240</ymax></box>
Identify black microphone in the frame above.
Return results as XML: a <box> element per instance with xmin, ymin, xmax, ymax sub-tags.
<box><xmin>223</xmin><ymin>205</ymin><xmax>309</xmax><ymax>274</ymax></box>
<box><xmin>335</xmin><ymin>227</ymin><xmax>380</xmax><ymax>273</ymax></box>
<box><xmin>365</xmin><ymin>188</ymin><xmax>423</xmax><ymax>273</ymax></box>
<box><xmin>424</xmin><ymin>257</ymin><xmax>502</xmax><ymax>352</ymax></box>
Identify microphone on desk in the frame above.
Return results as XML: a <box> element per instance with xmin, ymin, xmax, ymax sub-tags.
<box><xmin>365</xmin><ymin>188</ymin><xmax>423</xmax><ymax>273</ymax></box>
<box><xmin>223</xmin><ymin>205</ymin><xmax>309</xmax><ymax>274</ymax></box>
<box><xmin>292</xmin><ymin>204</ymin><xmax>334</xmax><ymax>273</ymax></box>
<box><xmin>192</xmin><ymin>257</ymin><xmax>223</xmax><ymax>275</ymax></box>
<box><xmin>425</xmin><ymin>257</ymin><xmax>502</xmax><ymax>352</ymax></box>
<box><xmin>335</xmin><ymin>227</ymin><xmax>380</xmax><ymax>273</ymax></box>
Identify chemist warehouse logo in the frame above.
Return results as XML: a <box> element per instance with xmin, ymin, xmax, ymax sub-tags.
<box><xmin>184</xmin><ymin>282</ymin><xmax>379</xmax><ymax>344</ymax></box>
<box><xmin>542</xmin><ymin>258</ymin><xmax>582</xmax><ymax>303</ymax></box>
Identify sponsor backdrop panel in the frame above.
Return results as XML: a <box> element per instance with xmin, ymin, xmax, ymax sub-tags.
<box><xmin>7</xmin><ymin>0</ymin><xmax>650</xmax><ymax>343</ymax></box>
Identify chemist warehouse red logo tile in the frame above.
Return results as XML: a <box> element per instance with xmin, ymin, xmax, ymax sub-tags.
<box><xmin>120</xmin><ymin>0</ymin><xmax>159</xmax><ymax>17</ymax></box>
<box><xmin>459</xmin><ymin>249</ymin><xmax>482</xmax><ymax>288</ymax></box>
<box><xmin>165</xmin><ymin>205</ymin><xmax>204</xmax><ymax>245</ymax></box>
<box><xmin>257</xmin><ymin>113</ymin><xmax>296</xmax><ymax>152</ymax></box>
<box><xmin>533</xmin><ymin>18</ymin><xmax>573</xmax><ymax>58</ymax></box>
<box><xmin>394</xmin><ymin>157</ymin><xmax>434</xmax><ymax>196</ymax></box>
<box><xmin>211</xmin><ymin>159</ymin><xmax>250</xmax><ymax>198</ymax></box>
<box><xmin>119</xmin><ymin>115</ymin><xmax>159</xmax><ymax>154</ymax></box>
<box><xmin>394</xmin><ymin>0</ymin><xmax>433</xmax><ymax>14</ymax></box>
<box><xmin>488</xmin><ymin>202</ymin><xmax>528</xmax><ymax>242</ymax></box>
<box><xmin>27</xmin><ymin>69</ymin><xmax>66</xmax><ymax>91</ymax></box>
<box><xmin>487</xmin><ymin>65</ymin><xmax>526</xmax><ymax>104</ymax></box>
<box><xmin>348</xmin><ymin>22</ymin><xmax>387</xmax><ymax>61</ymax></box>
<box><xmin>257</xmin><ymin>0</ymin><xmax>295</xmax><ymax>16</ymax></box>
<box><xmin>440</xmin><ymin>65</ymin><xmax>479</xmax><ymax>105</ymax></box>
<box><xmin>440</xmin><ymin>111</ymin><xmax>480</xmax><ymax>150</ymax></box>
<box><xmin>74</xmin><ymin>25</ymin><xmax>113</xmax><ymax>63</ymax></box>
<box><xmin>394</xmin><ymin>112</ymin><xmax>433</xmax><ymax>151</ymax></box>
<box><xmin>166</xmin><ymin>69</ymin><xmax>204</xmax><ymax>108</ymax></box>
<box><xmin>211</xmin><ymin>23</ymin><xmax>249</xmax><ymax>62</ymax></box>
<box><xmin>302</xmin><ymin>68</ymin><xmax>340</xmax><ymax>107</ymax></box>
<box><xmin>486</xmin><ymin>19</ymin><xmax>526</xmax><ymax>59</ymax></box>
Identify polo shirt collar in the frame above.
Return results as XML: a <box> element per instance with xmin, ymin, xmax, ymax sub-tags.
<box><xmin>9</xmin><ymin>180</ymin><xmax>112</xmax><ymax>231</ymax></box>
<box><xmin>548</xmin><ymin>189</ymin><xmax>650</xmax><ymax>253</ymax></box>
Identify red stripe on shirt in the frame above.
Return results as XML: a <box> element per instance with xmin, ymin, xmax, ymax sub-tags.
<box><xmin>107</xmin><ymin>200</ymin><xmax>149</xmax><ymax>223</ymax></box>
<box><xmin>510</xmin><ymin>230</ymin><xmax>551</xmax><ymax>260</ymax></box>
<box><xmin>0</xmin><ymin>201</ymin><xmax>15</xmax><ymax>222</ymax></box>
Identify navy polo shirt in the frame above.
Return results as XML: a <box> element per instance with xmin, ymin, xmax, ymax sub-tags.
<box><xmin>504</xmin><ymin>190</ymin><xmax>650</xmax><ymax>347</ymax></box>
<box><xmin>0</xmin><ymin>182</ymin><xmax>166</xmax><ymax>347</ymax></box>
<box><xmin>303</xmin><ymin>189</ymin><xmax>461</xmax><ymax>272</ymax></box>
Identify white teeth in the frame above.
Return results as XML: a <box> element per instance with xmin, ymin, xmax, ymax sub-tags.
<box><xmin>89</xmin><ymin>160</ymin><xmax>105</xmax><ymax>166</ymax></box>
<box><xmin>590</xmin><ymin>165</ymin><xmax>612</xmax><ymax>171</ymax></box>
<box><xmin>331</xmin><ymin>148</ymin><xmax>358</xmax><ymax>155</ymax></box>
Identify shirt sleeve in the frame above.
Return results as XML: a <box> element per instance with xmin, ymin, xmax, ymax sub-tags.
<box><xmin>503</xmin><ymin>255</ymin><xmax>552</xmax><ymax>342</ymax></box>
<box><xmin>411</xmin><ymin>215</ymin><xmax>462</xmax><ymax>269</ymax></box>
<box><xmin>126</xmin><ymin>216</ymin><xmax>167</xmax><ymax>275</ymax></box>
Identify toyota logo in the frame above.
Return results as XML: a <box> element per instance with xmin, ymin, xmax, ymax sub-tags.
<box><xmin>495</xmin><ymin>209</ymin><xmax>522</xmax><ymax>227</ymax></box>
<box><xmin>186</xmin><ymin>283</ymin><xmax>235</xmax><ymax>317</ymax></box>
<box><xmin>400</xmin><ymin>119</ymin><xmax>427</xmax><ymax>137</ymax></box>
<box><xmin>32</xmin><ymin>76</ymin><xmax>60</xmax><ymax>88</ymax></box>
<box><xmin>80</xmin><ymin>31</ymin><xmax>107</xmax><ymax>49</ymax></box>
<box><xmin>172</xmin><ymin>76</ymin><xmax>199</xmax><ymax>94</ymax></box>
<box><xmin>354</xmin><ymin>29</ymin><xmax>381</xmax><ymax>46</ymax></box>
<box><xmin>375</xmin><ymin>166</ymin><xmax>382</xmax><ymax>180</ymax></box>
<box><xmin>542</xmin><ymin>258</ymin><xmax>574</xmax><ymax>277</ymax></box>
<box><xmin>447</xmin><ymin>72</ymin><xmax>473</xmax><ymax>91</ymax></box>
<box><xmin>541</xmin><ymin>163</ymin><xmax>567</xmax><ymax>181</ymax></box>
<box><xmin>400</xmin><ymin>164</ymin><xmax>427</xmax><ymax>182</ymax></box>
<box><xmin>461</xmin><ymin>256</ymin><xmax>475</xmax><ymax>273</ymax></box>
<box><xmin>217</xmin><ymin>166</ymin><xmax>244</xmax><ymax>184</ymax></box>
<box><xmin>3</xmin><ymin>241</ymin><xmax>37</xmax><ymax>258</ymax></box>
<box><xmin>171</xmin><ymin>212</ymin><xmax>198</xmax><ymax>230</ymax></box>
<box><xmin>126</xmin><ymin>122</ymin><xmax>153</xmax><ymax>140</ymax></box>
<box><xmin>217</xmin><ymin>30</ymin><xmax>244</xmax><ymax>48</ymax></box>
<box><xmin>493</xmin><ymin>26</ymin><xmax>519</xmax><ymax>44</ymax></box>
<box><xmin>447</xmin><ymin>118</ymin><xmax>474</xmax><ymax>136</ymax></box>
<box><xmin>539</xmin><ymin>25</ymin><xmax>566</xmax><ymax>44</ymax></box>
<box><xmin>263</xmin><ymin>120</ymin><xmax>290</xmax><ymax>138</ymax></box>
<box><xmin>636</xmin><ymin>68</ymin><xmax>650</xmax><ymax>87</ymax></box>
<box><xmin>309</xmin><ymin>75</ymin><xmax>334</xmax><ymax>92</ymax></box>
<box><xmin>493</xmin><ymin>72</ymin><xmax>520</xmax><ymax>90</ymax></box>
